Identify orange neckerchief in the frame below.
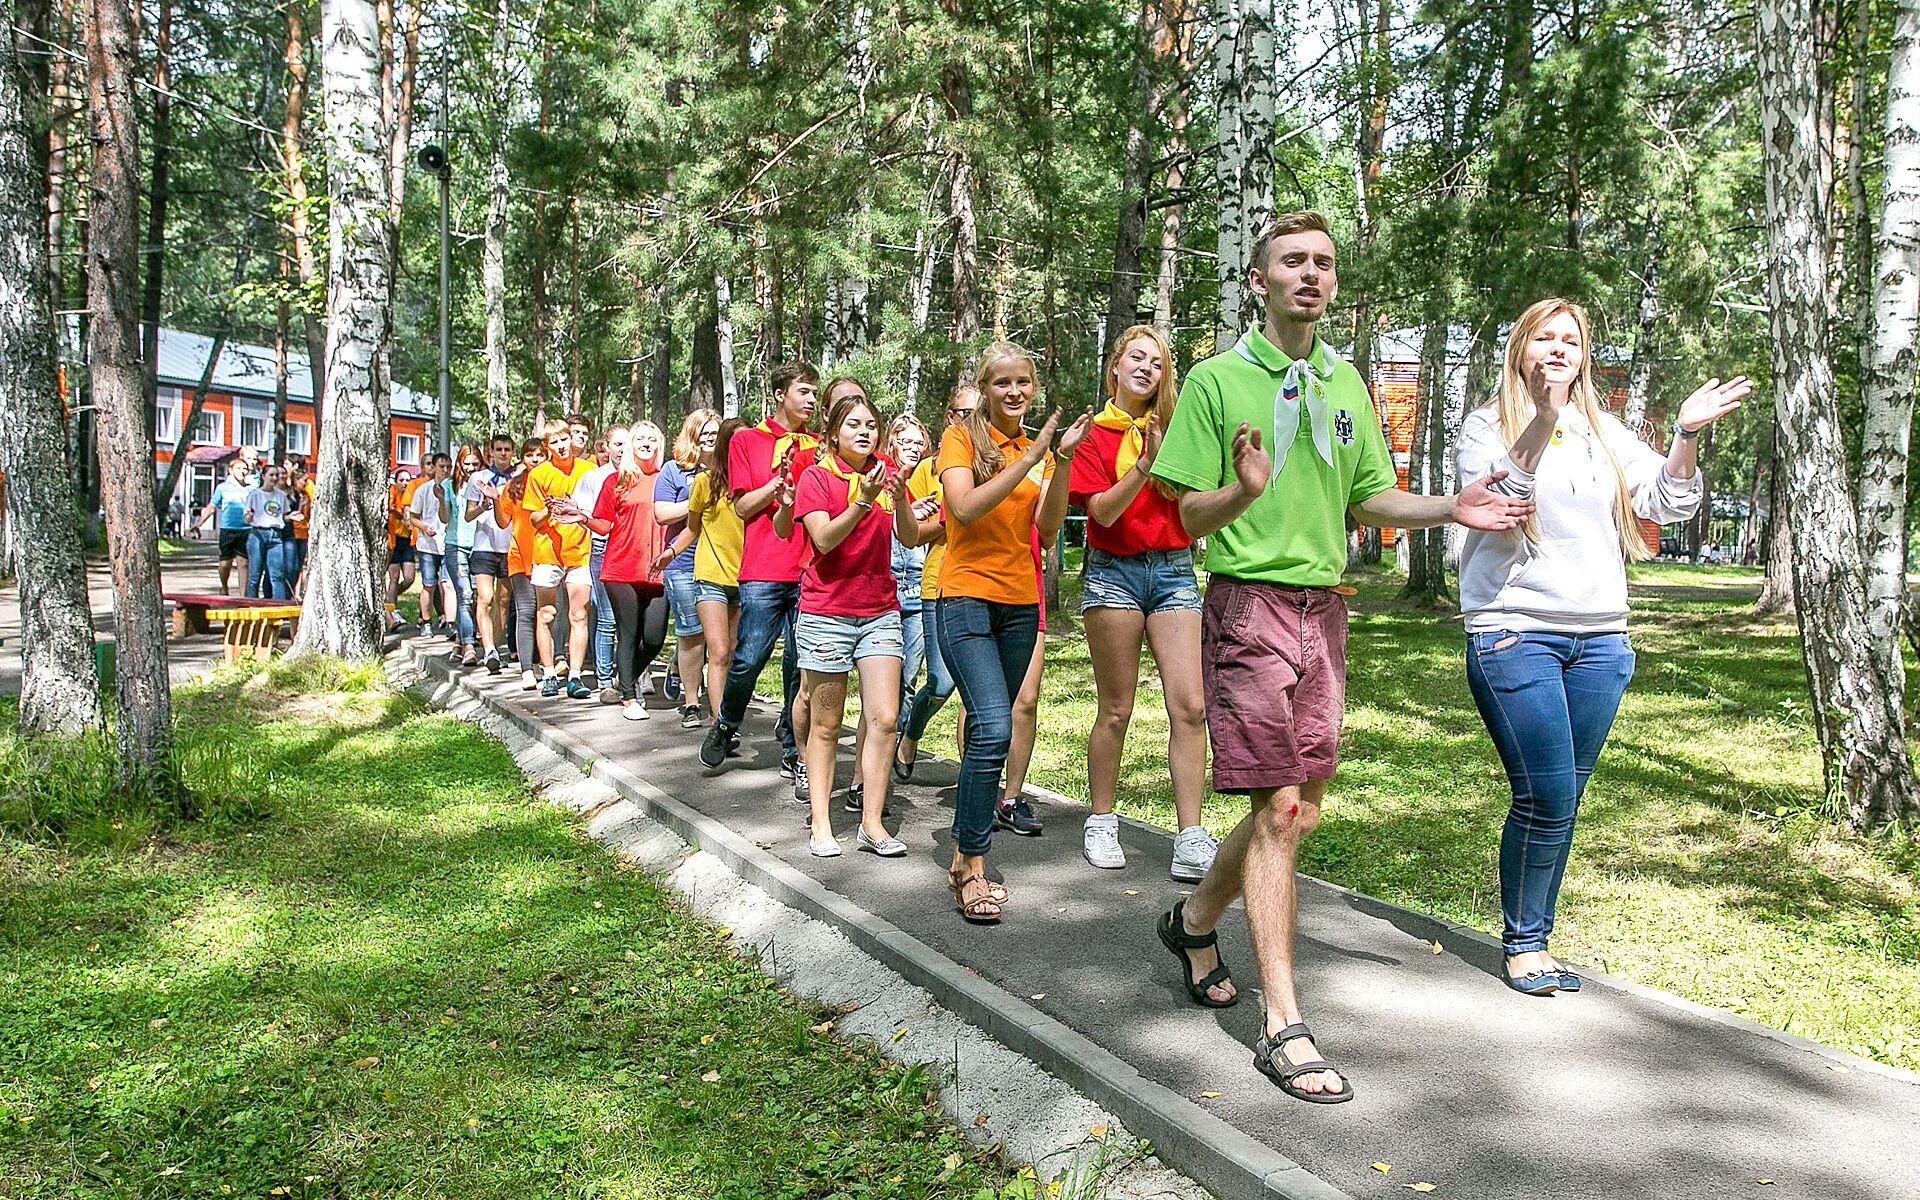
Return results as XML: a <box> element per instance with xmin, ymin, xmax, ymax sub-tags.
<box><xmin>1093</xmin><ymin>400</ymin><xmax>1151</xmax><ymax>478</ymax></box>
<box><xmin>818</xmin><ymin>453</ymin><xmax>893</xmax><ymax>513</ymax></box>
<box><xmin>759</xmin><ymin>418</ymin><xmax>819</xmax><ymax>470</ymax></box>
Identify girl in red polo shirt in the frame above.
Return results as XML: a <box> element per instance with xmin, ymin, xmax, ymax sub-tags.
<box><xmin>1068</xmin><ymin>324</ymin><xmax>1214</xmax><ymax>882</ymax></box>
<box><xmin>587</xmin><ymin>439</ymin><xmax>668</xmax><ymax>721</ymax></box>
<box><xmin>792</xmin><ymin>395</ymin><xmax>910</xmax><ymax>860</ymax></box>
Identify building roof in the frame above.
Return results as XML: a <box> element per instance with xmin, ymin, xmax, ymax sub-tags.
<box><xmin>155</xmin><ymin>327</ymin><xmax>437</xmax><ymax>420</ymax></box>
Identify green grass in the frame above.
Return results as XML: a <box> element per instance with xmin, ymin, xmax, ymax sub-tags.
<box><xmin>889</xmin><ymin>558</ymin><xmax>1919</xmax><ymax>1073</ymax></box>
<box><xmin>0</xmin><ymin>663</ymin><xmax>1018</xmax><ymax>1199</ymax></box>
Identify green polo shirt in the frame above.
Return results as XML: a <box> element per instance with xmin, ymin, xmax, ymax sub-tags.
<box><xmin>1150</xmin><ymin>328</ymin><xmax>1396</xmax><ymax>587</ymax></box>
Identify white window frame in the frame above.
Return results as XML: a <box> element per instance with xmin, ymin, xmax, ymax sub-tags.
<box><xmin>238</xmin><ymin>412</ymin><xmax>272</xmax><ymax>453</ymax></box>
<box><xmin>154</xmin><ymin>388</ymin><xmax>180</xmax><ymax>445</ymax></box>
<box><xmin>189</xmin><ymin>409</ymin><xmax>224</xmax><ymax>446</ymax></box>
<box><xmin>287</xmin><ymin>421</ymin><xmax>313</xmax><ymax>456</ymax></box>
<box><xmin>395</xmin><ymin>433</ymin><xmax>421</xmax><ymax>466</ymax></box>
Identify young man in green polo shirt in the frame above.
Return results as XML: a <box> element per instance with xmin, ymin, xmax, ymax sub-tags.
<box><xmin>1148</xmin><ymin>210</ymin><xmax>1531</xmax><ymax>1103</ymax></box>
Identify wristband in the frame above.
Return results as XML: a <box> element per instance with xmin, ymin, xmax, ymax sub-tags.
<box><xmin>854</xmin><ymin>500</ymin><xmax>874</xmax><ymax>510</ymax></box>
<box><xmin>1673</xmin><ymin>420</ymin><xmax>1699</xmax><ymax>441</ymax></box>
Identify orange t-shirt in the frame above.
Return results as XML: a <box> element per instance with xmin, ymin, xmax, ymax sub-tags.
<box><xmin>499</xmin><ymin>489</ymin><xmax>537</xmax><ymax>577</ymax></box>
<box><xmin>525</xmin><ymin>456</ymin><xmax>594</xmax><ymax>568</ymax></box>
<box><xmin>289</xmin><ymin>479</ymin><xmax>316</xmax><ymax>540</ymax></box>
<box><xmin>388</xmin><ymin>477</ymin><xmax>425</xmax><ymax>546</ymax></box>
<box><xmin>935</xmin><ymin>423</ymin><xmax>1051</xmax><ymax>606</ymax></box>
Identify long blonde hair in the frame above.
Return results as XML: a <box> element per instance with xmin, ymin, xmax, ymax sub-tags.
<box><xmin>672</xmin><ymin>409</ymin><xmax>719</xmax><ymax>469</ymax></box>
<box><xmin>963</xmin><ymin>341</ymin><xmax>1040</xmax><ymax>484</ymax></box>
<box><xmin>1491</xmin><ymin>298</ymin><xmax>1649</xmax><ymax>561</ymax></box>
<box><xmin>618</xmin><ymin>421</ymin><xmax>666</xmax><ymax>489</ymax></box>
<box><xmin>1104</xmin><ymin>323</ymin><xmax>1179</xmax><ymax>499</ymax></box>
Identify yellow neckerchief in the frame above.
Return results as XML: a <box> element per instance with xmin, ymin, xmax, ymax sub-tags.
<box><xmin>759</xmin><ymin>418</ymin><xmax>819</xmax><ymax>469</ymax></box>
<box><xmin>818</xmin><ymin>453</ymin><xmax>893</xmax><ymax>513</ymax></box>
<box><xmin>1092</xmin><ymin>399</ymin><xmax>1151</xmax><ymax>478</ymax></box>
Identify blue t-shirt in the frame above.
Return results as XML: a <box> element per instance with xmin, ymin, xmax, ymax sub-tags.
<box><xmin>444</xmin><ymin>479</ymin><xmax>477</xmax><ymax>550</ymax></box>
<box><xmin>654</xmin><ymin>462</ymin><xmax>700</xmax><ymax>574</ymax></box>
<box><xmin>211</xmin><ymin>480</ymin><xmax>252</xmax><ymax>530</ymax></box>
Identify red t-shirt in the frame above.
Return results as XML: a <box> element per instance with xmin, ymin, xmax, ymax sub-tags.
<box><xmin>729</xmin><ymin>421</ymin><xmax>818</xmax><ymax>584</ymax></box>
<box><xmin>1067</xmin><ymin>424</ymin><xmax>1192</xmax><ymax>555</ymax></box>
<box><xmin>593</xmin><ymin>469</ymin><xmax>665</xmax><ymax>585</ymax></box>
<box><xmin>793</xmin><ymin>460</ymin><xmax>899</xmax><ymax>618</ymax></box>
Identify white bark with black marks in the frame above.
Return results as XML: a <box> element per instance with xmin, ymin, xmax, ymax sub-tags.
<box><xmin>1211</xmin><ymin>0</ymin><xmax>1275</xmax><ymax>347</ymax></box>
<box><xmin>294</xmin><ymin>0</ymin><xmax>392</xmax><ymax>661</ymax></box>
<box><xmin>0</xmin><ymin>25</ymin><xmax>99</xmax><ymax>734</ymax></box>
<box><xmin>483</xmin><ymin>0</ymin><xmax>512</xmax><ymax>431</ymax></box>
<box><xmin>1756</xmin><ymin>0</ymin><xmax>1918</xmax><ymax>828</ymax></box>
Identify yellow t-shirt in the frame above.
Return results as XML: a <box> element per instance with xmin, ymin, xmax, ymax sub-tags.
<box><xmin>910</xmin><ymin>458</ymin><xmax>945</xmax><ymax>601</ymax></box>
<box><xmin>525</xmin><ymin>457</ymin><xmax>594</xmax><ymax>568</ymax></box>
<box><xmin>689</xmin><ymin>471</ymin><xmax>744</xmax><ymax>587</ymax></box>
<box><xmin>935</xmin><ymin>424</ymin><xmax>1051</xmax><ymax>607</ymax></box>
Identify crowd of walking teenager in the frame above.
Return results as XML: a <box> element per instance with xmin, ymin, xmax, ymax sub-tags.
<box><xmin>254</xmin><ymin>211</ymin><xmax>1748</xmax><ymax>1104</ymax></box>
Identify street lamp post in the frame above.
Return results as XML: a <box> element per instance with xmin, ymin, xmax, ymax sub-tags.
<box><xmin>416</xmin><ymin>142</ymin><xmax>452</xmax><ymax>453</ymax></box>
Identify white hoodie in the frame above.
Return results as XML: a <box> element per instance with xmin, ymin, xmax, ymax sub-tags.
<box><xmin>1455</xmin><ymin>405</ymin><xmax>1701</xmax><ymax>633</ymax></box>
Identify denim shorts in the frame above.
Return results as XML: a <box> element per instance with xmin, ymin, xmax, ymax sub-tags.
<box><xmin>417</xmin><ymin>550</ymin><xmax>446</xmax><ymax>590</ymax></box>
<box><xmin>692</xmin><ymin>579</ymin><xmax>738</xmax><ymax>608</ymax></box>
<box><xmin>663</xmin><ymin>569</ymin><xmax>702</xmax><ymax>637</ymax></box>
<box><xmin>1079</xmin><ymin>547</ymin><xmax>1202</xmax><ymax>615</ymax></box>
<box><xmin>795</xmin><ymin>610</ymin><xmax>903</xmax><ymax>673</ymax></box>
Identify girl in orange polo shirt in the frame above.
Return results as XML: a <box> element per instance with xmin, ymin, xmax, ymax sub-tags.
<box><xmin>912</xmin><ymin>341</ymin><xmax>1088</xmax><ymax>923</ymax></box>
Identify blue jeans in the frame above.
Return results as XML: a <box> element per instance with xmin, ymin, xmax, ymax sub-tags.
<box><xmin>590</xmin><ymin>535</ymin><xmax>616</xmax><ymax>683</ymax></box>
<box><xmin>898</xmin><ymin>606</ymin><xmax>925</xmax><ymax>716</ymax></box>
<box><xmin>717</xmin><ymin>579</ymin><xmax>801</xmax><ymax>755</ymax></box>
<box><xmin>245</xmin><ymin>529</ymin><xmax>293</xmax><ymax>599</ymax></box>
<box><xmin>904</xmin><ymin>599</ymin><xmax>956</xmax><ymax>741</ymax></box>
<box><xmin>449</xmin><ymin>547</ymin><xmax>476</xmax><ymax>646</ymax></box>
<box><xmin>1465</xmin><ymin>630</ymin><xmax>1636</xmax><ymax>957</ymax></box>
<box><xmin>938</xmin><ymin>596</ymin><xmax>1038</xmax><ymax>856</ymax></box>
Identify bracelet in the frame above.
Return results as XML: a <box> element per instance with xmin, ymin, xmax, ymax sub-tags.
<box><xmin>854</xmin><ymin>500</ymin><xmax>874</xmax><ymax>510</ymax></box>
<box><xmin>1673</xmin><ymin>420</ymin><xmax>1699</xmax><ymax>441</ymax></box>
<box><xmin>1056</xmin><ymin>453</ymin><xmax>1075</xmax><ymax>463</ymax></box>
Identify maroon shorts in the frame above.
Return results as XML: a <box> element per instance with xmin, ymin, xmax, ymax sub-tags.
<box><xmin>1201</xmin><ymin>577</ymin><xmax>1349</xmax><ymax>793</ymax></box>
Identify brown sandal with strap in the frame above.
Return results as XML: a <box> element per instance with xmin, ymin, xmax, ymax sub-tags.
<box><xmin>947</xmin><ymin>866</ymin><xmax>1009</xmax><ymax>906</ymax></box>
<box><xmin>949</xmin><ymin>872</ymin><xmax>1004</xmax><ymax>923</ymax></box>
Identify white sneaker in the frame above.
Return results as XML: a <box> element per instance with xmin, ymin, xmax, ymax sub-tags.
<box><xmin>520</xmin><ymin>669</ymin><xmax>537</xmax><ymax>690</ymax></box>
<box><xmin>640</xmin><ymin>674</ymin><xmax>656</xmax><ymax>697</ymax></box>
<box><xmin>621</xmin><ymin>700</ymin><xmax>650</xmax><ymax>721</ymax></box>
<box><xmin>1083</xmin><ymin>814</ymin><xmax>1125</xmax><ymax>869</ymax></box>
<box><xmin>1171</xmin><ymin>825</ymin><xmax>1219</xmax><ymax>883</ymax></box>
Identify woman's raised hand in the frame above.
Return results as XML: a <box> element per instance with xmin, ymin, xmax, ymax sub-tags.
<box><xmin>1056</xmin><ymin>410</ymin><xmax>1094</xmax><ymax>459</ymax></box>
<box><xmin>858</xmin><ymin>461</ymin><xmax>888</xmax><ymax>502</ymax></box>
<box><xmin>1676</xmin><ymin>376</ymin><xmax>1752</xmax><ymax>432</ymax></box>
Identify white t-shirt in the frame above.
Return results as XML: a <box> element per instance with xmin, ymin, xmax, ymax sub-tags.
<box><xmin>409</xmin><ymin>476</ymin><xmax>448</xmax><ymax>555</ymax></box>
<box><xmin>572</xmin><ymin>463</ymin><xmax>617</xmax><ymax>533</ymax></box>
<box><xmin>244</xmin><ymin>487</ymin><xmax>291</xmax><ymax>530</ymax></box>
<box><xmin>462</xmin><ymin>468</ymin><xmax>514</xmax><ymax>554</ymax></box>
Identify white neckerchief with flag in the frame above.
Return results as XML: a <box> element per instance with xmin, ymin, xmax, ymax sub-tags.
<box><xmin>1233</xmin><ymin>331</ymin><xmax>1342</xmax><ymax>479</ymax></box>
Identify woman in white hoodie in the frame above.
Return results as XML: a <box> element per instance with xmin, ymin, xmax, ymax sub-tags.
<box><xmin>1455</xmin><ymin>297</ymin><xmax>1749</xmax><ymax>997</ymax></box>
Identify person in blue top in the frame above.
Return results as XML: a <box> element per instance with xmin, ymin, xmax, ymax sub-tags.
<box><xmin>195</xmin><ymin>456</ymin><xmax>256</xmax><ymax>595</ymax></box>
<box><xmin>654</xmin><ymin>409</ymin><xmax>720</xmax><ymax>726</ymax></box>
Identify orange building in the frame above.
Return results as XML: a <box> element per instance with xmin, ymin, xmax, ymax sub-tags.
<box><xmin>153</xmin><ymin>328</ymin><xmax>438</xmax><ymax>515</ymax></box>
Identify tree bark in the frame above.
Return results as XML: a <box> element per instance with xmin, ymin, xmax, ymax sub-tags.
<box><xmin>1756</xmin><ymin>0</ymin><xmax>1918</xmax><ymax>827</ymax></box>
<box><xmin>293</xmin><ymin>0</ymin><xmax>393</xmax><ymax>662</ymax></box>
<box><xmin>905</xmin><ymin>166</ymin><xmax>942</xmax><ymax>409</ymax></box>
<box><xmin>138</xmin><ymin>0</ymin><xmax>170</xmax><ymax>434</ymax></box>
<box><xmin>45</xmin><ymin>0</ymin><xmax>79</xmax><ymax>353</ymax></box>
<box><xmin>1859</xmin><ymin>0</ymin><xmax>1920</xmax><ymax>704</ymax></box>
<box><xmin>1755</xmin><ymin>432</ymin><xmax>1796</xmax><ymax>611</ymax></box>
<box><xmin>1401</xmin><ymin>320</ymin><xmax>1452</xmax><ymax>604</ymax></box>
<box><xmin>282</xmin><ymin>0</ymin><xmax>325</xmax><ymax>404</ymax></box>
<box><xmin>86</xmin><ymin>0</ymin><xmax>175</xmax><ymax>783</ymax></box>
<box><xmin>714</xmin><ymin>273</ymin><xmax>739</xmax><ymax>417</ymax></box>
<box><xmin>482</xmin><ymin>0</ymin><xmax>511</xmax><ymax>431</ymax></box>
<box><xmin>1</xmin><ymin>24</ymin><xmax>99</xmax><ymax>734</ymax></box>
<box><xmin>1151</xmin><ymin>0</ymin><xmax>1194</xmax><ymax>334</ymax></box>
<box><xmin>689</xmin><ymin>305</ymin><xmax>720</xmax><ymax>415</ymax></box>
<box><xmin>1210</xmin><ymin>0</ymin><xmax>1276</xmax><ymax>347</ymax></box>
<box><xmin>941</xmin><ymin>0</ymin><xmax>980</xmax><ymax>379</ymax></box>
<box><xmin>1105</xmin><ymin>0</ymin><xmax>1157</xmax><ymax>353</ymax></box>
<box><xmin>1622</xmin><ymin>204</ymin><xmax>1663</xmax><ymax>431</ymax></box>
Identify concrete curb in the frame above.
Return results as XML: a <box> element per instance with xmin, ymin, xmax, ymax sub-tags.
<box><xmin>399</xmin><ymin>641</ymin><xmax>1353</xmax><ymax>1200</ymax></box>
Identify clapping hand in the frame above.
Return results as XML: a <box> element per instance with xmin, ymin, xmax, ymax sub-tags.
<box><xmin>1453</xmin><ymin>471</ymin><xmax>1534</xmax><ymax>531</ymax></box>
<box><xmin>1675</xmin><ymin>376</ymin><xmax>1751</xmax><ymax>432</ymax></box>
<box><xmin>1025</xmin><ymin>409</ymin><xmax>1063</xmax><ymax>464</ymax></box>
<box><xmin>1137</xmin><ymin>415</ymin><xmax>1164</xmax><ymax>472</ymax></box>
<box><xmin>1056</xmin><ymin>409</ymin><xmax>1093</xmax><ymax>459</ymax></box>
<box><xmin>911</xmin><ymin>495</ymin><xmax>941</xmax><ymax>521</ymax></box>
<box><xmin>1230</xmin><ymin>422</ymin><xmax>1270</xmax><ymax>497</ymax></box>
<box><xmin>858</xmin><ymin>461</ymin><xmax>888</xmax><ymax>503</ymax></box>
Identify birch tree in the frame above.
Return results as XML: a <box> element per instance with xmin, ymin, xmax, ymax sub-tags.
<box><xmin>0</xmin><ymin>24</ymin><xmax>98</xmax><ymax>735</ymax></box>
<box><xmin>1859</xmin><ymin>0</ymin><xmax>1920</xmax><ymax>700</ymax></box>
<box><xmin>1211</xmin><ymin>0</ymin><xmax>1276</xmax><ymax>346</ymax></box>
<box><xmin>483</xmin><ymin>0</ymin><xmax>513</xmax><ymax>430</ymax></box>
<box><xmin>86</xmin><ymin>0</ymin><xmax>175</xmax><ymax>785</ymax></box>
<box><xmin>294</xmin><ymin>0</ymin><xmax>394</xmax><ymax>661</ymax></box>
<box><xmin>1755</xmin><ymin>0</ymin><xmax>1918</xmax><ymax>829</ymax></box>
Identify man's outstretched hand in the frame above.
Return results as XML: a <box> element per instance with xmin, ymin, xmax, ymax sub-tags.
<box><xmin>1452</xmin><ymin>472</ymin><xmax>1534</xmax><ymax>531</ymax></box>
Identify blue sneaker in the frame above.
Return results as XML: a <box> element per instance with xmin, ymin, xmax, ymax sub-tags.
<box><xmin>539</xmin><ymin>675</ymin><xmax>561</xmax><ymax>698</ymax></box>
<box><xmin>567</xmin><ymin>677</ymin><xmax>592</xmax><ymax>700</ymax></box>
<box><xmin>994</xmin><ymin>798</ymin><xmax>1043</xmax><ymax>837</ymax></box>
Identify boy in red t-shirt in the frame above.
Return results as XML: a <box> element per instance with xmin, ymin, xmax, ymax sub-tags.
<box><xmin>699</xmin><ymin>362</ymin><xmax>820</xmax><ymax>775</ymax></box>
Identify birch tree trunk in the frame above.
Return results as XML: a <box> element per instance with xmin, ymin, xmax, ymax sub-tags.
<box><xmin>1151</xmin><ymin>0</ymin><xmax>1194</xmax><ymax>334</ymax></box>
<box><xmin>293</xmin><ymin>0</ymin><xmax>392</xmax><ymax>662</ymax></box>
<box><xmin>1755</xmin><ymin>438</ymin><xmax>1796</xmax><ymax>612</ymax></box>
<box><xmin>1859</xmin><ymin>0</ymin><xmax>1920</xmax><ymax>703</ymax></box>
<box><xmin>283</xmin><ymin>0</ymin><xmax>325</xmax><ymax>402</ymax></box>
<box><xmin>1211</xmin><ymin>0</ymin><xmax>1275</xmax><ymax>347</ymax></box>
<box><xmin>1622</xmin><ymin>203</ymin><xmax>1662</xmax><ymax>431</ymax></box>
<box><xmin>482</xmin><ymin>0</ymin><xmax>511</xmax><ymax>431</ymax></box>
<box><xmin>86</xmin><ymin>0</ymin><xmax>175</xmax><ymax>784</ymax></box>
<box><xmin>0</xmin><ymin>25</ymin><xmax>98</xmax><ymax>734</ymax></box>
<box><xmin>1756</xmin><ymin>0</ymin><xmax>1918</xmax><ymax>829</ymax></box>
<box><xmin>905</xmin><ymin>166</ymin><xmax>941</xmax><ymax>408</ymax></box>
<box><xmin>715</xmin><ymin>273</ymin><xmax>739</xmax><ymax>417</ymax></box>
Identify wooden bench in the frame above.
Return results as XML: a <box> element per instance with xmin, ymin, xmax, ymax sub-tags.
<box><xmin>205</xmin><ymin>604</ymin><xmax>303</xmax><ymax>663</ymax></box>
<box><xmin>166</xmin><ymin>592</ymin><xmax>290</xmax><ymax>639</ymax></box>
